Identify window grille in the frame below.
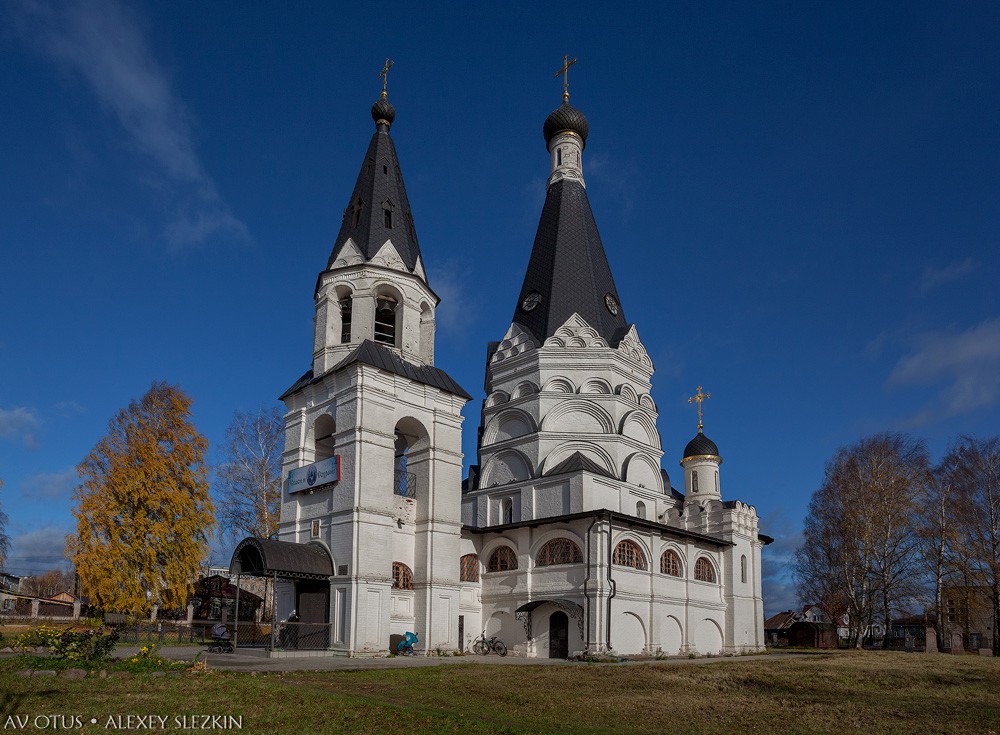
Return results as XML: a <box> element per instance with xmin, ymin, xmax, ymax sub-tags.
<box><xmin>392</xmin><ymin>562</ymin><xmax>413</xmax><ymax>590</ymax></box>
<box><xmin>660</xmin><ymin>550</ymin><xmax>681</xmax><ymax>576</ymax></box>
<box><xmin>536</xmin><ymin>538</ymin><xmax>583</xmax><ymax>567</ymax></box>
<box><xmin>695</xmin><ymin>557</ymin><xmax>716</xmax><ymax>583</ymax></box>
<box><xmin>394</xmin><ymin>470</ymin><xmax>416</xmax><ymax>498</ymax></box>
<box><xmin>612</xmin><ymin>540</ymin><xmax>646</xmax><ymax>570</ymax></box>
<box><xmin>487</xmin><ymin>546</ymin><xmax>517</xmax><ymax>572</ymax></box>
<box><xmin>460</xmin><ymin>554</ymin><xmax>479</xmax><ymax>582</ymax></box>
<box><xmin>339</xmin><ymin>296</ymin><xmax>352</xmax><ymax>344</ymax></box>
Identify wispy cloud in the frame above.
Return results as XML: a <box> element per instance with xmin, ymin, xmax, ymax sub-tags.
<box><xmin>759</xmin><ymin>510</ymin><xmax>802</xmax><ymax>617</ymax></box>
<box><xmin>432</xmin><ymin>258</ymin><xmax>478</xmax><ymax>337</ymax></box>
<box><xmin>0</xmin><ymin>406</ymin><xmax>40</xmax><ymax>448</ymax></box>
<box><xmin>918</xmin><ymin>257</ymin><xmax>978</xmax><ymax>294</ymax></box>
<box><xmin>7</xmin><ymin>526</ymin><xmax>72</xmax><ymax>574</ymax></box>
<box><xmin>888</xmin><ymin>316</ymin><xmax>1000</xmax><ymax>423</ymax></box>
<box><xmin>54</xmin><ymin>400</ymin><xmax>86</xmax><ymax>417</ymax></box>
<box><xmin>10</xmin><ymin>0</ymin><xmax>247</xmax><ymax>247</ymax></box>
<box><xmin>21</xmin><ymin>468</ymin><xmax>78</xmax><ymax>500</ymax></box>
<box><xmin>586</xmin><ymin>153</ymin><xmax>637</xmax><ymax>222</ymax></box>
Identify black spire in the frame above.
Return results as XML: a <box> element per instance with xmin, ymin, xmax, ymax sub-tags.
<box><xmin>511</xmin><ymin>101</ymin><xmax>628</xmax><ymax>346</ymax></box>
<box><xmin>326</xmin><ymin>91</ymin><xmax>422</xmax><ymax>274</ymax></box>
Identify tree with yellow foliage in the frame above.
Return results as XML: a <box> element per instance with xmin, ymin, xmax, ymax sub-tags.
<box><xmin>68</xmin><ymin>382</ymin><xmax>214</xmax><ymax>615</ymax></box>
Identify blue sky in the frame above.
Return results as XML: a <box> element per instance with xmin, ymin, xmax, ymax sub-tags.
<box><xmin>1</xmin><ymin>1</ymin><xmax>997</xmax><ymax>615</ymax></box>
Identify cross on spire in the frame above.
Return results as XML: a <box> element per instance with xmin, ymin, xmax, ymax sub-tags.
<box><xmin>688</xmin><ymin>386</ymin><xmax>711</xmax><ymax>433</ymax></box>
<box><xmin>378</xmin><ymin>58</ymin><xmax>394</xmax><ymax>97</ymax></box>
<box><xmin>554</xmin><ymin>55</ymin><xmax>577</xmax><ymax>102</ymax></box>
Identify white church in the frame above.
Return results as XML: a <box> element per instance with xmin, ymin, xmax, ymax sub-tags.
<box><xmin>231</xmin><ymin>73</ymin><xmax>771</xmax><ymax>658</ymax></box>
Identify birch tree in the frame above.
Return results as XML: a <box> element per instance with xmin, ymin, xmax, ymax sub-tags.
<box><xmin>68</xmin><ymin>382</ymin><xmax>214</xmax><ymax>615</ymax></box>
<box><xmin>950</xmin><ymin>435</ymin><xmax>1000</xmax><ymax>655</ymax></box>
<box><xmin>214</xmin><ymin>407</ymin><xmax>284</xmax><ymax>541</ymax></box>
<box><xmin>795</xmin><ymin>433</ymin><xmax>926</xmax><ymax>647</ymax></box>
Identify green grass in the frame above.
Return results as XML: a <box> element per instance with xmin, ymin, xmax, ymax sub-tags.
<box><xmin>1</xmin><ymin>651</ymin><xmax>998</xmax><ymax>734</ymax></box>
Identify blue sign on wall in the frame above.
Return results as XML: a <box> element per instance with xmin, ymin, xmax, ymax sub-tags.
<box><xmin>287</xmin><ymin>456</ymin><xmax>340</xmax><ymax>494</ymax></box>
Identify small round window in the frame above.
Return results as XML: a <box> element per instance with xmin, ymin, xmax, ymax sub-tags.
<box><xmin>604</xmin><ymin>294</ymin><xmax>619</xmax><ymax>315</ymax></box>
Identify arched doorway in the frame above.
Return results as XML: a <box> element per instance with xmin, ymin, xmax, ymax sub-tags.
<box><xmin>549</xmin><ymin>611</ymin><xmax>569</xmax><ymax>659</ymax></box>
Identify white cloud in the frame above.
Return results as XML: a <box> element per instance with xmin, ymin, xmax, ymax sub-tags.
<box><xmin>888</xmin><ymin>316</ymin><xmax>1000</xmax><ymax>421</ymax></box>
<box><xmin>21</xmin><ymin>468</ymin><xmax>78</xmax><ymax>500</ymax></box>
<box><xmin>11</xmin><ymin>0</ymin><xmax>248</xmax><ymax>246</ymax></box>
<box><xmin>7</xmin><ymin>526</ymin><xmax>72</xmax><ymax>575</ymax></box>
<box><xmin>54</xmin><ymin>400</ymin><xmax>86</xmax><ymax>417</ymax></box>
<box><xmin>918</xmin><ymin>257</ymin><xmax>978</xmax><ymax>294</ymax></box>
<box><xmin>759</xmin><ymin>511</ymin><xmax>802</xmax><ymax>617</ymax></box>
<box><xmin>0</xmin><ymin>406</ymin><xmax>40</xmax><ymax>448</ymax></box>
<box><xmin>432</xmin><ymin>258</ymin><xmax>477</xmax><ymax>337</ymax></box>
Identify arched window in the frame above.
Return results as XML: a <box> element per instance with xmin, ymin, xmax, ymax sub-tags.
<box><xmin>692</xmin><ymin>471</ymin><xmax>699</xmax><ymax>493</ymax></box>
<box><xmin>382</xmin><ymin>199</ymin><xmax>394</xmax><ymax>229</ymax></box>
<box><xmin>460</xmin><ymin>554</ymin><xmax>479</xmax><ymax>582</ymax></box>
<box><xmin>612</xmin><ymin>540</ymin><xmax>647</xmax><ymax>570</ymax></box>
<box><xmin>636</xmin><ymin>501</ymin><xmax>646</xmax><ymax>519</ymax></box>
<box><xmin>486</xmin><ymin>546</ymin><xmax>517</xmax><ymax>572</ymax></box>
<box><xmin>393</xmin><ymin>430</ymin><xmax>415</xmax><ymax>498</ymax></box>
<box><xmin>339</xmin><ymin>295</ymin><xmax>353</xmax><ymax>344</ymax></box>
<box><xmin>313</xmin><ymin>414</ymin><xmax>336</xmax><ymax>461</ymax></box>
<box><xmin>501</xmin><ymin>497</ymin><xmax>513</xmax><ymax>525</ymax></box>
<box><xmin>535</xmin><ymin>538</ymin><xmax>583</xmax><ymax>567</ymax></box>
<box><xmin>374</xmin><ymin>295</ymin><xmax>398</xmax><ymax>346</ymax></box>
<box><xmin>695</xmin><ymin>557</ymin><xmax>716</xmax><ymax>583</ymax></box>
<box><xmin>715</xmin><ymin>471</ymin><xmax>720</xmax><ymax>494</ymax></box>
<box><xmin>741</xmin><ymin>554</ymin><xmax>747</xmax><ymax>584</ymax></box>
<box><xmin>660</xmin><ymin>549</ymin><xmax>682</xmax><ymax>577</ymax></box>
<box><xmin>392</xmin><ymin>562</ymin><xmax>413</xmax><ymax>590</ymax></box>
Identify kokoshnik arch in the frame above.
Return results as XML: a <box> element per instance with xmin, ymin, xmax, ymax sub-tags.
<box><xmin>231</xmin><ymin>60</ymin><xmax>772</xmax><ymax>657</ymax></box>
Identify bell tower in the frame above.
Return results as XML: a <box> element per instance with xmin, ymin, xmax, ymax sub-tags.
<box><xmin>278</xmin><ymin>68</ymin><xmax>470</xmax><ymax>655</ymax></box>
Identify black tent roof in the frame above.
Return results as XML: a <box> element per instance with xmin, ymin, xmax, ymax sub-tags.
<box><xmin>512</xmin><ymin>178</ymin><xmax>630</xmax><ymax>346</ymax></box>
<box><xmin>326</xmin><ymin>96</ymin><xmax>423</xmax><ymax>276</ymax></box>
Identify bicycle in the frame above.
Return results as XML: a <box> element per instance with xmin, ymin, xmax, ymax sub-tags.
<box><xmin>471</xmin><ymin>631</ymin><xmax>507</xmax><ymax>657</ymax></box>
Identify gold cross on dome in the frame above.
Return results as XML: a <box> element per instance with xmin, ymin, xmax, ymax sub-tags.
<box><xmin>554</xmin><ymin>55</ymin><xmax>577</xmax><ymax>102</ymax></box>
<box><xmin>688</xmin><ymin>385</ymin><xmax>711</xmax><ymax>432</ymax></box>
<box><xmin>378</xmin><ymin>58</ymin><xmax>394</xmax><ymax>95</ymax></box>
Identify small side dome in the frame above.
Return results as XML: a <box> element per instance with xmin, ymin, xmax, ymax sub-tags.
<box><xmin>682</xmin><ymin>432</ymin><xmax>721</xmax><ymax>463</ymax></box>
<box><xmin>543</xmin><ymin>102</ymin><xmax>589</xmax><ymax>148</ymax></box>
<box><xmin>371</xmin><ymin>93</ymin><xmax>396</xmax><ymax>129</ymax></box>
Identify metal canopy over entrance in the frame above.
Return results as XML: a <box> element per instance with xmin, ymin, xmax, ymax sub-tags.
<box><xmin>514</xmin><ymin>598</ymin><xmax>584</xmax><ymax>641</ymax></box>
<box><xmin>227</xmin><ymin>538</ymin><xmax>335</xmax><ymax>652</ymax></box>
<box><xmin>229</xmin><ymin>538</ymin><xmax>333</xmax><ymax>580</ymax></box>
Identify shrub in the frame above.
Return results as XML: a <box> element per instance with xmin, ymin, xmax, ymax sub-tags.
<box><xmin>15</xmin><ymin>625</ymin><xmax>119</xmax><ymax>662</ymax></box>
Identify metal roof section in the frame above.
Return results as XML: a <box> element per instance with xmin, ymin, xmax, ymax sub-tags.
<box><xmin>279</xmin><ymin>339</ymin><xmax>472</xmax><ymax>402</ymax></box>
<box><xmin>512</xmin><ymin>178</ymin><xmax>630</xmax><ymax>347</ymax></box>
<box><xmin>229</xmin><ymin>538</ymin><xmax>334</xmax><ymax>580</ymax></box>
<box><xmin>326</xmin><ymin>92</ymin><xmax>423</xmax><ymax>276</ymax></box>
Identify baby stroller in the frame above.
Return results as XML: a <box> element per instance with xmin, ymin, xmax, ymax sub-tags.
<box><xmin>208</xmin><ymin>622</ymin><xmax>234</xmax><ymax>653</ymax></box>
<box><xmin>396</xmin><ymin>631</ymin><xmax>419</xmax><ymax>656</ymax></box>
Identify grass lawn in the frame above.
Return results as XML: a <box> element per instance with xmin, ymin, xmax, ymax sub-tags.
<box><xmin>1</xmin><ymin>651</ymin><xmax>998</xmax><ymax>734</ymax></box>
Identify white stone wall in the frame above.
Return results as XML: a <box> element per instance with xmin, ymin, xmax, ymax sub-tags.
<box><xmin>280</xmin><ymin>324</ymin><xmax>466</xmax><ymax>653</ymax></box>
<box><xmin>312</xmin><ymin>241</ymin><xmax>438</xmax><ymax>373</ymax></box>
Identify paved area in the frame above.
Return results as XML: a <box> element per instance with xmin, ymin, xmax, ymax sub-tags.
<box><xmin>118</xmin><ymin>645</ymin><xmax>808</xmax><ymax>672</ymax></box>
<box><xmin>2</xmin><ymin>644</ymin><xmax>813</xmax><ymax>673</ymax></box>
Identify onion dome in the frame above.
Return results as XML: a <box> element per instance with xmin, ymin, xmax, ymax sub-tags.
<box><xmin>371</xmin><ymin>92</ymin><xmax>396</xmax><ymax>129</ymax></box>
<box><xmin>682</xmin><ymin>431</ymin><xmax>722</xmax><ymax>464</ymax></box>
<box><xmin>543</xmin><ymin>101</ymin><xmax>589</xmax><ymax>148</ymax></box>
